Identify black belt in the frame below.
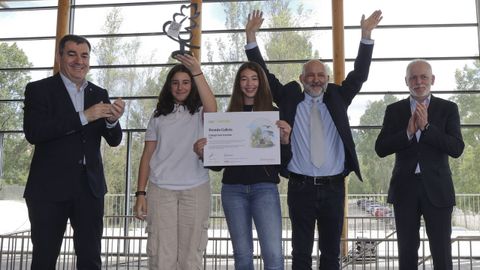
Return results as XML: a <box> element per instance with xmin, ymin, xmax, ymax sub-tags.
<box><xmin>289</xmin><ymin>172</ymin><xmax>344</xmax><ymax>185</ymax></box>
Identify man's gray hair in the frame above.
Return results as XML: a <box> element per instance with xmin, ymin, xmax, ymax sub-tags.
<box><xmin>406</xmin><ymin>59</ymin><xmax>432</xmax><ymax>76</ymax></box>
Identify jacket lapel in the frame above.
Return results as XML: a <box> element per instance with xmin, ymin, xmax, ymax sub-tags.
<box><xmin>53</xmin><ymin>73</ymin><xmax>78</xmax><ymax>114</ymax></box>
<box><xmin>401</xmin><ymin>97</ymin><xmax>412</xmax><ymax>116</ymax></box>
<box><xmin>84</xmin><ymin>82</ymin><xmax>93</xmax><ymax>109</ymax></box>
<box><xmin>427</xmin><ymin>94</ymin><xmax>436</xmax><ymax>117</ymax></box>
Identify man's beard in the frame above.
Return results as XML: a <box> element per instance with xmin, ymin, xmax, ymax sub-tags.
<box><xmin>409</xmin><ymin>86</ymin><xmax>430</xmax><ymax>99</ymax></box>
<box><xmin>304</xmin><ymin>83</ymin><xmax>327</xmax><ymax>97</ymax></box>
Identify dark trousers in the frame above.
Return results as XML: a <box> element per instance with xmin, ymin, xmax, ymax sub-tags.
<box><xmin>393</xmin><ymin>174</ymin><xmax>453</xmax><ymax>270</ymax></box>
<box><xmin>26</xmin><ymin>171</ymin><xmax>104</xmax><ymax>270</ymax></box>
<box><xmin>287</xmin><ymin>174</ymin><xmax>345</xmax><ymax>270</ymax></box>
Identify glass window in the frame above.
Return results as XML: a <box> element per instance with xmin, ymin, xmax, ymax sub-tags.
<box><xmin>1</xmin><ymin>0</ymin><xmax>480</xmax><ymax>208</ymax></box>
<box><xmin>344</xmin><ymin>0</ymin><xmax>477</xmax><ymax>25</ymax></box>
<box><xmin>0</xmin><ymin>0</ymin><xmax>56</xmax><ymax>9</ymax></box>
<box><xmin>0</xmin><ymin>9</ymin><xmax>57</xmax><ymax>37</ymax></box>
<box><xmin>1</xmin><ymin>40</ymin><xmax>56</xmax><ymax>68</ymax></box>
<box><xmin>73</xmin><ymin>5</ymin><xmax>186</xmax><ymax>34</ymax></box>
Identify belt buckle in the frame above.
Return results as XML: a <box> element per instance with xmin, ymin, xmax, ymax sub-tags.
<box><xmin>313</xmin><ymin>176</ymin><xmax>324</xmax><ymax>185</ymax></box>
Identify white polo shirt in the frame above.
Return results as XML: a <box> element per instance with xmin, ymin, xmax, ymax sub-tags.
<box><xmin>145</xmin><ymin>105</ymin><xmax>209</xmax><ymax>190</ymax></box>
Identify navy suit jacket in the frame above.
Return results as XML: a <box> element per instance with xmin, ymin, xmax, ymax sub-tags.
<box><xmin>23</xmin><ymin>73</ymin><xmax>123</xmax><ymax>201</ymax></box>
<box><xmin>246</xmin><ymin>43</ymin><xmax>374</xmax><ymax>180</ymax></box>
<box><xmin>375</xmin><ymin>96</ymin><xmax>464</xmax><ymax>207</ymax></box>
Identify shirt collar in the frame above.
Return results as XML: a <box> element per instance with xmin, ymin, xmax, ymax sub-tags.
<box><xmin>409</xmin><ymin>94</ymin><xmax>431</xmax><ymax>106</ymax></box>
<box><xmin>59</xmin><ymin>72</ymin><xmax>88</xmax><ymax>92</ymax></box>
<box><xmin>409</xmin><ymin>94</ymin><xmax>431</xmax><ymax>112</ymax></box>
<box><xmin>304</xmin><ymin>92</ymin><xmax>324</xmax><ymax>104</ymax></box>
<box><xmin>173</xmin><ymin>103</ymin><xmax>187</xmax><ymax>113</ymax></box>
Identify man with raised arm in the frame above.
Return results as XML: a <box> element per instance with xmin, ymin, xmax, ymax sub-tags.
<box><xmin>244</xmin><ymin>10</ymin><xmax>382</xmax><ymax>270</ymax></box>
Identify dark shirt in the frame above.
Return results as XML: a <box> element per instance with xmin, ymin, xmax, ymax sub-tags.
<box><xmin>220</xmin><ymin>163</ymin><xmax>282</xmax><ymax>185</ymax></box>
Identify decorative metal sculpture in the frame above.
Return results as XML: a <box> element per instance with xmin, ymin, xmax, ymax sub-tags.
<box><xmin>163</xmin><ymin>3</ymin><xmax>200</xmax><ymax>58</ymax></box>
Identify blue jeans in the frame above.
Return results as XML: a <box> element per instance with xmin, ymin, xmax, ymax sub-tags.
<box><xmin>222</xmin><ymin>183</ymin><xmax>284</xmax><ymax>270</ymax></box>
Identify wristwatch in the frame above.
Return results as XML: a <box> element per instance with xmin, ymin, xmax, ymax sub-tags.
<box><xmin>423</xmin><ymin>123</ymin><xmax>430</xmax><ymax>131</ymax></box>
<box><xmin>135</xmin><ymin>191</ymin><xmax>147</xmax><ymax>197</ymax></box>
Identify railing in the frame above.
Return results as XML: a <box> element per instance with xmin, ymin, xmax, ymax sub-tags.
<box><xmin>2</xmin><ymin>194</ymin><xmax>480</xmax><ymax>269</ymax></box>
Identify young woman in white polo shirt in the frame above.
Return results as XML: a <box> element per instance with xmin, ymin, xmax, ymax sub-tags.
<box><xmin>134</xmin><ymin>53</ymin><xmax>217</xmax><ymax>270</ymax></box>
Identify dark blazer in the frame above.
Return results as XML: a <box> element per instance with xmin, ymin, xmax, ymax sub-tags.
<box><xmin>375</xmin><ymin>95</ymin><xmax>464</xmax><ymax>207</ymax></box>
<box><xmin>246</xmin><ymin>43</ymin><xmax>374</xmax><ymax>180</ymax></box>
<box><xmin>23</xmin><ymin>73</ymin><xmax>123</xmax><ymax>201</ymax></box>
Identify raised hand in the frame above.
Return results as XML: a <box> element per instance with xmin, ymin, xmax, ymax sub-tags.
<box><xmin>361</xmin><ymin>10</ymin><xmax>383</xmax><ymax>39</ymax></box>
<box><xmin>246</xmin><ymin>10</ymin><xmax>264</xmax><ymax>43</ymax></box>
<box><xmin>175</xmin><ymin>53</ymin><xmax>202</xmax><ymax>76</ymax></box>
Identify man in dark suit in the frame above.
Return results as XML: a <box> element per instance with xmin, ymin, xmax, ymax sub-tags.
<box><xmin>375</xmin><ymin>59</ymin><xmax>464</xmax><ymax>270</ymax></box>
<box><xmin>23</xmin><ymin>34</ymin><xmax>125</xmax><ymax>270</ymax></box>
<box><xmin>245</xmin><ymin>10</ymin><xmax>382</xmax><ymax>270</ymax></box>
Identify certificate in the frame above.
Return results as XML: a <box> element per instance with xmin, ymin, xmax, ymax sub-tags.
<box><xmin>203</xmin><ymin>111</ymin><xmax>280</xmax><ymax>166</ymax></box>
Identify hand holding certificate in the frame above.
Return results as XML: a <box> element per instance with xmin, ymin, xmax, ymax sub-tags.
<box><xmin>203</xmin><ymin>111</ymin><xmax>281</xmax><ymax>166</ymax></box>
